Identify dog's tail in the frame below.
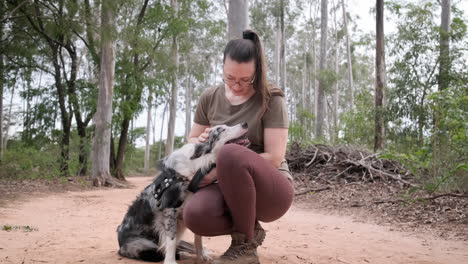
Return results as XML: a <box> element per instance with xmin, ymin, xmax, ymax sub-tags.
<box><xmin>177</xmin><ymin>240</ymin><xmax>196</xmax><ymax>254</ymax></box>
<box><xmin>119</xmin><ymin>238</ymin><xmax>165</xmax><ymax>262</ymax></box>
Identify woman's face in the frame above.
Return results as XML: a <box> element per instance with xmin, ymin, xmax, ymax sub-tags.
<box><xmin>223</xmin><ymin>56</ymin><xmax>256</xmax><ymax>96</ymax></box>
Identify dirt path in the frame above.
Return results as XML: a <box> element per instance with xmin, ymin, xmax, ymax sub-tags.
<box><xmin>0</xmin><ymin>177</ymin><xmax>467</xmax><ymax>264</ymax></box>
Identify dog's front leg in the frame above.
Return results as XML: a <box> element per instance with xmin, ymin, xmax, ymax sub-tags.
<box><xmin>163</xmin><ymin>208</ymin><xmax>179</xmax><ymax>264</ymax></box>
<box><xmin>195</xmin><ymin>234</ymin><xmax>212</xmax><ymax>263</ymax></box>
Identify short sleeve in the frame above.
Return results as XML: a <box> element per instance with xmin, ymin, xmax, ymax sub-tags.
<box><xmin>262</xmin><ymin>96</ymin><xmax>289</xmax><ymax>128</ymax></box>
<box><xmin>193</xmin><ymin>90</ymin><xmax>210</xmax><ymax>126</ymax></box>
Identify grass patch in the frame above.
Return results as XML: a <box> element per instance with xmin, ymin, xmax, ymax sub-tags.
<box><xmin>2</xmin><ymin>224</ymin><xmax>38</xmax><ymax>232</ymax></box>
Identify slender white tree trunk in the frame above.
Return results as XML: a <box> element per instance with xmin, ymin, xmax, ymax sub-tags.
<box><xmin>341</xmin><ymin>0</ymin><xmax>354</xmax><ymax>109</ymax></box>
<box><xmin>274</xmin><ymin>19</ymin><xmax>281</xmax><ymax>85</ymax></box>
<box><xmin>91</xmin><ymin>0</ymin><xmax>117</xmax><ymax>186</ymax></box>
<box><xmin>0</xmin><ymin>17</ymin><xmax>4</xmax><ymax>162</ymax></box>
<box><xmin>374</xmin><ymin>0</ymin><xmax>386</xmax><ymax>151</ymax></box>
<box><xmin>184</xmin><ymin>64</ymin><xmax>192</xmax><ymax>142</ymax></box>
<box><xmin>159</xmin><ymin>102</ymin><xmax>168</xmax><ymax>160</ymax></box>
<box><xmin>152</xmin><ymin>104</ymin><xmax>157</xmax><ymax>145</ymax></box>
<box><xmin>165</xmin><ymin>0</ymin><xmax>179</xmax><ymax>156</ymax></box>
<box><xmin>144</xmin><ymin>91</ymin><xmax>152</xmax><ymax>172</ymax></box>
<box><xmin>3</xmin><ymin>84</ymin><xmax>15</xmax><ymax>149</ymax></box>
<box><xmin>227</xmin><ymin>0</ymin><xmax>249</xmax><ymax>40</ymax></box>
<box><xmin>316</xmin><ymin>0</ymin><xmax>328</xmax><ymax>139</ymax></box>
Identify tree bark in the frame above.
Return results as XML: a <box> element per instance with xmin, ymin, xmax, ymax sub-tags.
<box><xmin>433</xmin><ymin>0</ymin><xmax>451</xmax><ymax>175</ymax></box>
<box><xmin>333</xmin><ymin>0</ymin><xmax>340</xmax><ymax>143</ymax></box>
<box><xmin>341</xmin><ymin>0</ymin><xmax>354</xmax><ymax>109</ymax></box>
<box><xmin>316</xmin><ymin>0</ymin><xmax>328</xmax><ymax>139</ymax></box>
<box><xmin>374</xmin><ymin>0</ymin><xmax>386</xmax><ymax>151</ymax></box>
<box><xmin>438</xmin><ymin>0</ymin><xmax>451</xmax><ymax>91</ymax></box>
<box><xmin>144</xmin><ymin>89</ymin><xmax>152</xmax><ymax>172</ymax></box>
<box><xmin>279</xmin><ymin>0</ymin><xmax>286</xmax><ymax>94</ymax></box>
<box><xmin>227</xmin><ymin>0</ymin><xmax>249</xmax><ymax>40</ymax></box>
<box><xmin>0</xmin><ymin>11</ymin><xmax>4</xmax><ymax>162</ymax></box>
<box><xmin>3</xmin><ymin>84</ymin><xmax>15</xmax><ymax>150</ymax></box>
<box><xmin>184</xmin><ymin>64</ymin><xmax>192</xmax><ymax>142</ymax></box>
<box><xmin>159</xmin><ymin>102</ymin><xmax>168</xmax><ymax>160</ymax></box>
<box><xmin>91</xmin><ymin>0</ymin><xmax>118</xmax><ymax>186</ymax></box>
<box><xmin>165</xmin><ymin>0</ymin><xmax>179</xmax><ymax>156</ymax></box>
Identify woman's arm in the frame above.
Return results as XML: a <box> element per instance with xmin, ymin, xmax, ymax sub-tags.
<box><xmin>261</xmin><ymin>127</ymin><xmax>288</xmax><ymax>168</ymax></box>
<box><xmin>187</xmin><ymin>123</ymin><xmax>210</xmax><ymax>143</ymax></box>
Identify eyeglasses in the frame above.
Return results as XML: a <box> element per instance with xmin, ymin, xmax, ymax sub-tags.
<box><xmin>222</xmin><ymin>74</ymin><xmax>255</xmax><ymax>88</ymax></box>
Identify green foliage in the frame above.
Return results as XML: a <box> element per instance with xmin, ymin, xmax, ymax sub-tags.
<box><xmin>289</xmin><ymin>107</ymin><xmax>315</xmax><ymax>144</ymax></box>
<box><xmin>340</xmin><ymin>90</ymin><xmax>375</xmax><ymax>148</ymax></box>
<box><xmin>0</xmin><ymin>142</ymin><xmax>61</xmax><ymax>179</ymax></box>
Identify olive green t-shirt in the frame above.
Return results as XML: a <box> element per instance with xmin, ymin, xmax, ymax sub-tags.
<box><xmin>194</xmin><ymin>84</ymin><xmax>289</xmax><ymax>154</ymax></box>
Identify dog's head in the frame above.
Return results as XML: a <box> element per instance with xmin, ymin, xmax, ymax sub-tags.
<box><xmin>190</xmin><ymin>122</ymin><xmax>249</xmax><ymax>160</ymax></box>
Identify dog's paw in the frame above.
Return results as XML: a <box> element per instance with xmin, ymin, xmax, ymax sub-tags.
<box><xmin>196</xmin><ymin>252</ymin><xmax>213</xmax><ymax>263</ymax></box>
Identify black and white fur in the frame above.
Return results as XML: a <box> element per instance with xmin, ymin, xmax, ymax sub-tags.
<box><xmin>117</xmin><ymin>123</ymin><xmax>249</xmax><ymax>264</ymax></box>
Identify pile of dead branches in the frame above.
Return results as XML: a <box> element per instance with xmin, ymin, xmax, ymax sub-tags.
<box><xmin>286</xmin><ymin>142</ymin><xmax>416</xmax><ymax>188</ymax></box>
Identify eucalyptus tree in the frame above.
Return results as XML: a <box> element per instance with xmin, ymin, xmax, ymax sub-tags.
<box><xmin>165</xmin><ymin>0</ymin><xmax>179</xmax><ymax>156</ymax></box>
<box><xmin>91</xmin><ymin>0</ymin><xmax>118</xmax><ymax>187</ymax></box>
<box><xmin>316</xmin><ymin>0</ymin><xmax>328</xmax><ymax>139</ymax></box>
<box><xmin>227</xmin><ymin>0</ymin><xmax>249</xmax><ymax>40</ymax></box>
<box><xmin>374</xmin><ymin>0</ymin><xmax>386</xmax><ymax>151</ymax></box>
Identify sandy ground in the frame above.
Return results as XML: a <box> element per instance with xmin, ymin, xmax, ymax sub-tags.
<box><xmin>0</xmin><ymin>177</ymin><xmax>467</xmax><ymax>264</ymax></box>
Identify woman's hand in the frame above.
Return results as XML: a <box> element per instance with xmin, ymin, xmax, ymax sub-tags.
<box><xmin>197</xmin><ymin>127</ymin><xmax>212</xmax><ymax>143</ymax></box>
<box><xmin>199</xmin><ymin>167</ymin><xmax>217</xmax><ymax>187</ymax></box>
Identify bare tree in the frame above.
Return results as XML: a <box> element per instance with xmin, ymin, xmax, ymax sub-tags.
<box><xmin>227</xmin><ymin>0</ymin><xmax>249</xmax><ymax>40</ymax></box>
<box><xmin>165</xmin><ymin>0</ymin><xmax>179</xmax><ymax>156</ymax></box>
<box><xmin>341</xmin><ymin>0</ymin><xmax>354</xmax><ymax>109</ymax></box>
<box><xmin>144</xmin><ymin>88</ymin><xmax>152</xmax><ymax>172</ymax></box>
<box><xmin>0</xmin><ymin>12</ymin><xmax>3</xmax><ymax>162</ymax></box>
<box><xmin>374</xmin><ymin>0</ymin><xmax>386</xmax><ymax>151</ymax></box>
<box><xmin>184</xmin><ymin>62</ymin><xmax>192</xmax><ymax>142</ymax></box>
<box><xmin>438</xmin><ymin>0</ymin><xmax>451</xmax><ymax>91</ymax></box>
<box><xmin>91</xmin><ymin>0</ymin><xmax>118</xmax><ymax>186</ymax></box>
<box><xmin>316</xmin><ymin>0</ymin><xmax>328</xmax><ymax>139</ymax></box>
<box><xmin>433</xmin><ymin>0</ymin><xmax>451</xmax><ymax>172</ymax></box>
<box><xmin>3</xmin><ymin>84</ymin><xmax>15</xmax><ymax>149</ymax></box>
<box><xmin>333</xmin><ymin>0</ymin><xmax>340</xmax><ymax>143</ymax></box>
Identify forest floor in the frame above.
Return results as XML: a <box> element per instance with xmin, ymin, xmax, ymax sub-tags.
<box><xmin>0</xmin><ymin>176</ymin><xmax>467</xmax><ymax>264</ymax></box>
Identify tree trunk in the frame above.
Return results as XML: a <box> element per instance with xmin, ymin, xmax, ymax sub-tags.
<box><xmin>227</xmin><ymin>0</ymin><xmax>249</xmax><ymax>40</ymax></box>
<box><xmin>341</xmin><ymin>0</ymin><xmax>354</xmax><ymax>109</ymax></box>
<box><xmin>159</xmin><ymin>102</ymin><xmax>168</xmax><ymax>160</ymax></box>
<box><xmin>91</xmin><ymin>0</ymin><xmax>118</xmax><ymax>186</ymax></box>
<box><xmin>115</xmin><ymin>118</ymin><xmax>130</xmax><ymax>179</ymax></box>
<box><xmin>0</xmin><ymin>44</ymin><xmax>3</xmax><ymax>163</ymax></box>
<box><xmin>433</xmin><ymin>0</ymin><xmax>451</xmax><ymax>175</ymax></box>
<box><xmin>184</xmin><ymin>65</ymin><xmax>192</xmax><ymax>142</ymax></box>
<box><xmin>0</xmin><ymin>15</ymin><xmax>3</xmax><ymax>162</ymax></box>
<box><xmin>165</xmin><ymin>0</ymin><xmax>179</xmax><ymax>156</ymax></box>
<box><xmin>333</xmin><ymin>1</ymin><xmax>340</xmax><ymax>143</ymax></box>
<box><xmin>274</xmin><ymin>18</ymin><xmax>281</xmax><ymax>85</ymax></box>
<box><xmin>438</xmin><ymin>0</ymin><xmax>451</xmax><ymax>91</ymax></box>
<box><xmin>279</xmin><ymin>0</ymin><xmax>286</xmax><ymax>94</ymax></box>
<box><xmin>374</xmin><ymin>0</ymin><xmax>386</xmax><ymax>152</ymax></box>
<box><xmin>144</xmin><ymin>90</ymin><xmax>152</xmax><ymax>172</ymax></box>
<box><xmin>3</xmin><ymin>84</ymin><xmax>15</xmax><ymax>150</ymax></box>
<box><xmin>316</xmin><ymin>0</ymin><xmax>328</xmax><ymax>139</ymax></box>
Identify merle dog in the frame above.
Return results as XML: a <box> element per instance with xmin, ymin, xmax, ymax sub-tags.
<box><xmin>117</xmin><ymin>123</ymin><xmax>249</xmax><ymax>264</ymax></box>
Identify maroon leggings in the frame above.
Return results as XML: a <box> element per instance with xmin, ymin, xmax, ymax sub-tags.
<box><xmin>183</xmin><ymin>144</ymin><xmax>294</xmax><ymax>239</ymax></box>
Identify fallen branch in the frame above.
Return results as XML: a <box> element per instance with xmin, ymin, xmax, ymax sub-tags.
<box><xmin>295</xmin><ymin>186</ymin><xmax>331</xmax><ymax>196</ymax></box>
<box><xmin>374</xmin><ymin>193</ymin><xmax>468</xmax><ymax>204</ymax></box>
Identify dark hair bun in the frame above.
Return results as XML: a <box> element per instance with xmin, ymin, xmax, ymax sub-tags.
<box><xmin>242</xmin><ymin>30</ymin><xmax>257</xmax><ymax>41</ymax></box>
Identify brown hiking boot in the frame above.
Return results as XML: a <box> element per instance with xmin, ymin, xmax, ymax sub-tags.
<box><xmin>212</xmin><ymin>232</ymin><xmax>261</xmax><ymax>264</ymax></box>
<box><xmin>254</xmin><ymin>221</ymin><xmax>266</xmax><ymax>246</ymax></box>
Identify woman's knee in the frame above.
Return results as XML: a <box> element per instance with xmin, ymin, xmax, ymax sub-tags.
<box><xmin>217</xmin><ymin>144</ymin><xmax>252</xmax><ymax>171</ymax></box>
